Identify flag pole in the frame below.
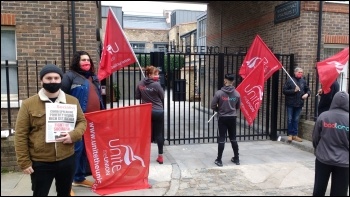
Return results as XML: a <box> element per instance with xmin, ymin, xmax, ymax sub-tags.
<box><xmin>109</xmin><ymin>7</ymin><xmax>145</xmax><ymax>78</ymax></box>
<box><xmin>208</xmin><ymin>112</ymin><xmax>217</xmax><ymax>123</ymax></box>
<box><xmin>281</xmin><ymin>66</ymin><xmax>300</xmax><ymax>90</ymax></box>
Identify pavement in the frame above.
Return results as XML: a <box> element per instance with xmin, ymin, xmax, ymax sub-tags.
<box><xmin>3</xmin><ymin>136</ymin><xmax>348</xmax><ymax>196</ymax></box>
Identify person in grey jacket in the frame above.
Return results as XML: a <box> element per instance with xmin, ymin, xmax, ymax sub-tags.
<box><xmin>312</xmin><ymin>91</ymin><xmax>349</xmax><ymax>196</ymax></box>
<box><xmin>211</xmin><ymin>73</ymin><xmax>241</xmax><ymax>167</ymax></box>
<box><xmin>135</xmin><ymin>65</ymin><xmax>165</xmax><ymax>164</ymax></box>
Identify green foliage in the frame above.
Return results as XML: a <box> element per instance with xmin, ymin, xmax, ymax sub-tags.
<box><xmin>164</xmin><ymin>55</ymin><xmax>185</xmax><ymax>71</ymax></box>
<box><xmin>113</xmin><ymin>83</ymin><xmax>120</xmax><ymax>101</ymax></box>
<box><xmin>135</xmin><ymin>54</ymin><xmax>151</xmax><ymax>68</ymax></box>
<box><xmin>133</xmin><ymin>53</ymin><xmax>185</xmax><ymax>71</ymax></box>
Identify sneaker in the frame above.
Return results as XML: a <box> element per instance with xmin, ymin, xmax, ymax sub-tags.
<box><xmin>156</xmin><ymin>155</ymin><xmax>163</xmax><ymax>164</ymax></box>
<box><xmin>287</xmin><ymin>135</ymin><xmax>293</xmax><ymax>142</ymax></box>
<box><xmin>214</xmin><ymin>159</ymin><xmax>223</xmax><ymax>167</ymax></box>
<box><xmin>231</xmin><ymin>157</ymin><xmax>240</xmax><ymax>165</ymax></box>
<box><xmin>292</xmin><ymin>136</ymin><xmax>303</xmax><ymax>142</ymax></box>
<box><xmin>72</xmin><ymin>179</ymin><xmax>93</xmax><ymax>188</ymax></box>
<box><xmin>70</xmin><ymin>189</ymin><xmax>75</xmax><ymax>196</ymax></box>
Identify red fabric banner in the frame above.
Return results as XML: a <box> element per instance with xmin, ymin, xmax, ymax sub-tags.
<box><xmin>317</xmin><ymin>47</ymin><xmax>348</xmax><ymax>94</ymax></box>
<box><xmin>238</xmin><ymin>35</ymin><xmax>282</xmax><ymax>81</ymax></box>
<box><xmin>98</xmin><ymin>8</ymin><xmax>137</xmax><ymax>81</ymax></box>
<box><xmin>84</xmin><ymin>103</ymin><xmax>152</xmax><ymax>195</ymax></box>
<box><xmin>236</xmin><ymin>61</ymin><xmax>265</xmax><ymax>126</ymax></box>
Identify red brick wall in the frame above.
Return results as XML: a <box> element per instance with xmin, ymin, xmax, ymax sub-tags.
<box><xmin>206</xmin><ymin>1</ymin><xmax>348</xmax><ymax>119</ymax></box>
<box><xmin>1</xmin><ymin>1</ymin><xmax>99</xmax><ymax>172</ymax></box>
<box><xmin>207</xmin><ymin>1</ymin><xmax>348</xmax><ymax>64</ymax></box>
<box><xmin>1</xmin><ymin>1</ymin><xmax>99</xmax><ymax>97</ymax></box>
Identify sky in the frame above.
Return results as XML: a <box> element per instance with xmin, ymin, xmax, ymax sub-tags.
<box><xmin>101</xmin><ymin>1</ymin><xmax>207</xmax><ymax>16</ymax></box>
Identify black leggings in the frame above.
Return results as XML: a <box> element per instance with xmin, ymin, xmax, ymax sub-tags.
<box><xmin>313</xmin><ymin>158</ymin><xmax>349</xmax><ymax>196</ymax></box>
<box><xmin>31</xmin><ymin>155</ymin><xmax>75</xmax><ymax>196</ymax></box>
<box><xmin>217</xmin><ymin>116</ymin><xmax>239</xmax><ymax>160</ymax></box>
<box><xmin>152</xmin><ymin>110</ymin><xmax>164</xmax><ymax>154</ymax></box>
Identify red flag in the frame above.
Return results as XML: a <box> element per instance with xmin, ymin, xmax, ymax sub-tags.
<box><xmin>98</xmin><ymin>8</ymin><xmax>137</xmax><ymax>81</ymax></box>
<box><xmin>317</xmin><ymin>47</ymin><xmax>348</xmax><ymax>94</ymax></box>
<box><xmin>84</xmin><ymin>103</ymin><xmax>152</xmax><ymax>195</ymax></box>
<box><xmin>236</xmin><ymin>61</ymin><xmax>265</xmax><ymax>126</ymax></box>
<box><xmin>239</xmin><ymin>35</ymin><xmax>282</xmax><ymax>81</ymax></box>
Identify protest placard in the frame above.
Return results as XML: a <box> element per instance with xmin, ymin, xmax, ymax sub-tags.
<box><xmin>45</xmin><ymin>103</ymin><xmax>77</xmax><ymax>143</ymax></box>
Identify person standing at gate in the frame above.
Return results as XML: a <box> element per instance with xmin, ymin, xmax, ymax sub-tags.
<box><xmin>282</xmin><ymin>67</ymin><xmax>310</xmax><ymax>142</ymax></box>
<box><xmin>210</xmin><ymin>73</ymin><xmax>241</xmax><ymax>167</ymax></box>
<box><xmin>317</xmin><ymin>80</ymin><xmax>340</xmax><ymax>116</ymax></box>
<box><xmin>61</xmin><ymin>51</ymin><xmax>104</xmax><ymax>195</ymax></box>
<box><xmin>312</xmin><ymin>91</ymin><xmax>349</xmax><ymax>196</ymax></box>
<box><xmin>135</xmin><ymin>65</ymin><xmax>165</xmax><ymax>164</ymax></box>
<box><xmin>14</xmin><ymin>64</ymin><xmax>87</xmax><ymax>196</ymax></box>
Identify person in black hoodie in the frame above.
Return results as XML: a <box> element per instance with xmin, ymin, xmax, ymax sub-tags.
<box><xmin>317</xmin><ymin>80</ymin><xmax>340</xmax><ymax>116</ymax></box>
<box><xmin>135</xmin><ymin>66</ymin><xmax>165</xmax><ymax>164</ymax></box>
<box><xmin>211</xmin><ymin>73</ymin><xmax>241</xmax><ymax>167</ymax></box>
<box><xmin>312</xmin><ymin>91</ymin><xmax>349</xmax><ymax>196</ymax></box>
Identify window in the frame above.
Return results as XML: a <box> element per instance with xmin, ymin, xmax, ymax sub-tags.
<box><xmin>1</xmin><ymin>29</ymin><xmax>18</xmax><ymax>105</ymax></box>
<box><xmin>130</xmin><ymin>43</ymin><xmax>145</xmax><ymax>53</ymax></box>
<box><xmin>154</xmin><ymin>44</ymin><xmax>167</xmax><ymax>52</ymax></box>
<box><xmin>323</xmin><ymin>44</ymin><xmax>348</xmax><ymax>92</ymax></box>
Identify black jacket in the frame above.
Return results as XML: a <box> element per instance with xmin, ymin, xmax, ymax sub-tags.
<box><xmin>318</xmin><ymin>80</ymin><xmax>340</xmax><ymax>116</ymax></box>
<box><xmin>283</xmin><ymin>76</ymin><xmax>310</xmax><ymax>107</ymax></box>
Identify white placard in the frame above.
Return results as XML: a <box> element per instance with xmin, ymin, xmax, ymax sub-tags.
<box><xmin>45</xmin><ymin>103</ymin><xmax>77</xmax><ymax>143</ymax></box>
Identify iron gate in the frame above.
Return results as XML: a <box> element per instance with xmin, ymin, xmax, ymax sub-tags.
<box><xmin>108</xmin><ymin>52</ymin><xmax>294</xmax><ymax>145</ymax></box>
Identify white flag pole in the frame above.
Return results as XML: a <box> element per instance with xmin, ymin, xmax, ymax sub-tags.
<box><xmin>281</xmin><ymin>66</ymin><xmax>299</xmax><ymax>91</ymax></box>
<box><xmin>208</xmin><ymin>112</ymin><xmax>217</xmax><ymax>123</ymax></box>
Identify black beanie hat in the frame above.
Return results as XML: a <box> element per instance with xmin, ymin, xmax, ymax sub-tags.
<box><xmin>40</xmin><ymin>64</ymin><xmax>64</xmax><ymax>80</ymax></box>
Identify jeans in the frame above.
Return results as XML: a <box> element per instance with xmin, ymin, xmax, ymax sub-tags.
<box><xmin>286</xmin><ymin>106</ymin><xmax>302</xmax><ymax>136</ymax></box>
<box><xmin>73</xmin><ymin>139</ymin><xmax>88</xmax><ymax>182</ymax></box>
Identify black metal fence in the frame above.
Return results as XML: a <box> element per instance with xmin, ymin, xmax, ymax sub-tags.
<box><xmin>3</xmin><ymin>53</ymin><xmax>345</xmax><ymax>144</ymax></box>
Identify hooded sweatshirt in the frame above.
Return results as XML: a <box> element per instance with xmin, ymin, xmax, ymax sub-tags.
<box><xmin>211</xmin><ymin>85</ymin><xmax>241</xmax><ymax>117</ymax></box>
<box><xmin>312</xmin><ymin>91</ymin><xmax>349</xmax><ymax>167</ymax></box>
<box><xmin>135</xmin><ymin>77</ymin><xmax>164</xmax><ymax>110</ymax></box>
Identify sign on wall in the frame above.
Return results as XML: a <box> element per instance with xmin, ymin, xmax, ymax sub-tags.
<box><xmin>274</xmin><ymin>1</ymin><xmax>301</xmax><ymax>24</ymax></box>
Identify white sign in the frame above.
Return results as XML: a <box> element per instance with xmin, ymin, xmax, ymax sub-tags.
<box><xmin>45</xmin><ymin>103</ymin><xmax>77</xmax><ymax>143</ymax></box>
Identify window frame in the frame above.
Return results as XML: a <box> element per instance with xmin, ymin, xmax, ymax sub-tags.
<box><xmin>1</xmin><ymin>27</ymin><xmax>19</xmax><ymax>108</ymax></box>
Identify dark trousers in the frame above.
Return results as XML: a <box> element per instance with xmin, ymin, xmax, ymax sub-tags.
<box><xmin>152</xmin><ymin>110</ymin><xmax>164</xmax><ymax>154</ymax></box>
<box><xmin>313</xmin><ymin>158</ymin><xmax>349</xmax><ymax>196</ymax></box>
<box><xmin>217</xmin><ymin>116</ymin><xmax>239</xmax><ymax>160</ymax></box>
<box><xmin>31</xmin><ymin>155</ymin><xmax>75</xmax><ymax>196</ymax></box>
<box><xmin>73</xmin><ymin>139</ymin><xmax>89</xmax><ymax>182</ymax></box>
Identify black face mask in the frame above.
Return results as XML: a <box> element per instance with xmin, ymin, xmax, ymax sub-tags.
<box><xmin>43</xmin><ymin>83</ymin><xmax>62</xmax><ymax>93</ymax></box>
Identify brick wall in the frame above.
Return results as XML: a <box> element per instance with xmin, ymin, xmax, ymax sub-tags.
<box><xmin>1</xmin><ymin>1</ymin><xmax>99</xmax><ymax>172</ymax></box>
<box><xmin>206</xmin><ymin>0</ymin><xmax>348</xmax><ymax>121</ymax></box>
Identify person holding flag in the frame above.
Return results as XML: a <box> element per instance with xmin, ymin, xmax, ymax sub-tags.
<box><xmin>317</xmin><ymin>80</ymin><xmax>339</xmax><ymax>116</ymax></box>
<box><xmin>282</xmin><ymin>67</ymin><xmax>310</xmax><ymax>142</ymax></box>
<box><xmin>210</xmin><ymin>73</ymin><xmax>241</xmax><ymax>167</ymax></box>
<box><xmin>316</xmin><ymin>47</ymin><xmax>348</xmax><ymax>116</ymax></box>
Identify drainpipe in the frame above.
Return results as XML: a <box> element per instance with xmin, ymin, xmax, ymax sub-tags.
<box><xmin>314</xmin><ymin>1</ymin><xmax>323</xmax><ymax>121</ymax></box>
<box><xmin>71</xmin><ymin>1</ymin><xmax>76</xmax><ymax>53</ymax></box>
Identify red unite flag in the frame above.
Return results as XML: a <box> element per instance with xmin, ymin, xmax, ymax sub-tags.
<box><xmin>317</xmin><ymin>47</ymin><xmax>349</xmax><ymax>94</ymax></box>
<box><xmin>239</xmin><ymin>35</ymin><xmax>282</xmax><ymax>81</ymax></box>
<box><xmin>98</xmin><ymin>8</ymin><xmax>137</xmax><ymax>81</ymax></box>
<box><xmin>84</xmin><ymin>103</ymin><xmax>152</xmax><ymax>195</ymax></box>
<box><xmin>236</xmin><ymin>61</ymin><xmax>265</xmax><ymax>126</ymax></box>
